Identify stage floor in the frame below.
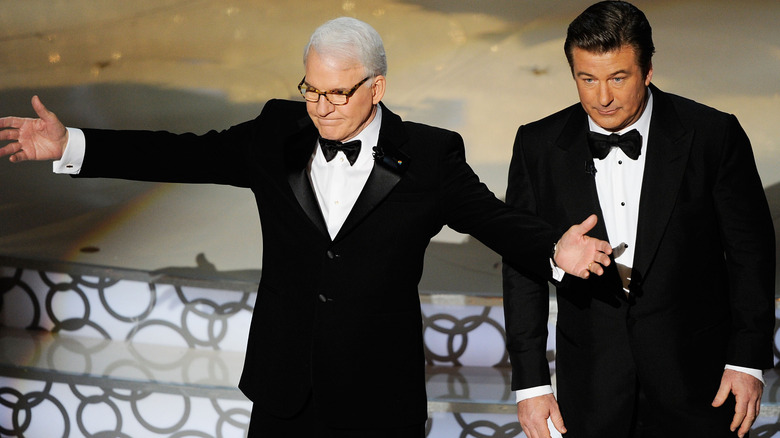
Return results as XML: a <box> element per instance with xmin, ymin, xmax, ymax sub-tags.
<box><xmin>0</xmin><ymin>0</ymin><xmax>779</xmax><ymax>292</ymax></box>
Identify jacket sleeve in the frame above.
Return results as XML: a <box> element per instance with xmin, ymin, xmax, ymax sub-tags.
<box><xmin>502</xmin><ymin>125</ymin><xmax>555</xmax><ymax>389</ymax></box>
<box><xmin>76</xmin><ymin>99</ymin><xmax>293</xmax><ymax>188</ymax></box>
<box><xmin>436</xmin><ymin>127</ymin><xmax>558</xmax><ymax>283</ymax></box>
<box><xmin>714</xmin><ymin>115</ymin><xmax>776</xmax><ymax>369</ymax></box>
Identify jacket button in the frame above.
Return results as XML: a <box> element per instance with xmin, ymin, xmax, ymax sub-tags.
<box><xmin>318</xmin><ymin>294</ymin><xmax>328</xmax><ymax>303</ymax></box>
<box><xmin>326</xmin><ymin>250</ymin><xmax>336</xmax><ymax>259</ymax></box>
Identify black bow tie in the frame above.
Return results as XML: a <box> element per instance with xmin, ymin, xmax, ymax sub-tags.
<box><xmin>587</xmin><ymin>129</ymin><xmax>642</xmax><ymax>160</ymax></box>
<box><xmin>319</xmin><ymin>137</ymin><xmax>362</xmax><ymax>166</ymax></box>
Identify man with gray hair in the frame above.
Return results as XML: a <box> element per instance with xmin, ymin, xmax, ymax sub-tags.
<box><xmin>0</xmin><ymin>17</ymin><xmax>612</xmax><ymax>436</ymax></box>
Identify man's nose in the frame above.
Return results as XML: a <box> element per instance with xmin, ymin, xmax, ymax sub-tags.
<box><xmin>315</xmin><ymin>95</ymin><xmax>335</xmax><ymax>115</ymax></box>
<box><xmin>598</xmin><ymin>83</ymin><xmax>614</xmax><ymax>107</ymax></box>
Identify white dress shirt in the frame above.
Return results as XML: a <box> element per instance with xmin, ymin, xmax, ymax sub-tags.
<box><xmin>310</xmin><ymin>106</ymin><xmax>381</xmax><ymax>239</ymax></box>
<box><xmin>590</xmin><ymin>92</ymin><xmax>652</xmax><ymax>292</ymax></box>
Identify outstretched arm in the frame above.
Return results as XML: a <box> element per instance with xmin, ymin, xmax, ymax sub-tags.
<box><xmin>0</xmin><ymin>96</ymin><xmax>68</xmax><ymax>162</ymax></box>
<box><xmin>554</xmin><ymin>214</ymin><xmax>612</xmax><ymax>279</ymax></box>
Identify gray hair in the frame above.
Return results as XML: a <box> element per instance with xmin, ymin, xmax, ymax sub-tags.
<box><xmin>304</xmin><ymin>17</ymin><xmax>387</xmax><ymax>77</ymax></box>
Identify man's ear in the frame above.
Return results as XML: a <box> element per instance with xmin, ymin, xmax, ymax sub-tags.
<box><xmin>644</xmin><ymin>63</ymin><xmax>653</xmax><ymax>86</ymax></box>
<box><xmin>372</xmin><ymin>75</ymin><xmax>386</xmax><ymax>104</ymax></box>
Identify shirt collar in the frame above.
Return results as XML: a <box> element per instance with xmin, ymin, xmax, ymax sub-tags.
<box><xmin>354</xmin><ymin>104</ymin><xmax>382</xmax><ymax>157</ymax></box>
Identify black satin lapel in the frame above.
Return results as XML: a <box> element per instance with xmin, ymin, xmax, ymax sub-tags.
<box><xmin>334</xmin><ymin>102</ymin><xmax>408</xmax><ymax>240</ymax></box>
<box><xmin>285</xmin><ymin>125</ymin><xmax>329</xmax><ymax>237</ymax></box>
<box><xmin>633</xmin><ymin>103</ymin><xmax>692</xmax><ymax>280</ymax></box>
<box><xmin>556</xmin><ymin>111</ymin><xmax>610</xmax><ymax>241</ymax></box>
<box><xmin>334</xmin><ymin>158</ymin><xmax>402</xmax><ymax>240</ymax></box>
<box><xmin>287</xmin><ymin>168</ymin><xmax>329</xmax><ymax>237</ymax></box>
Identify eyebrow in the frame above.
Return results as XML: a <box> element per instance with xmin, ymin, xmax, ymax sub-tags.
<box><xmin>576</xmin><ymin>69</ymin><xmax>630</xmax><ymax>78</ymax></box>
<box><xmin>303</xmin><ymin>81</ymin><xmax>349</xmax><ymax>93</ymax></box>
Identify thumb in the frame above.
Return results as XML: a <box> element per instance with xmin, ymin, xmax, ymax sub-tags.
<box><xmin>712</xmin><ymin>379</ymin><xmax>731</xmax><ymax>407</ymax></box>
<box><xmin>550</xmin><ymin>406</ymin><xmax>567</xmax><ymax>435</ymax></box>
<box><xmin>575</xmin><ymin>214</ymin><xmax>598</xmax><ymax>235</ymax></box>
<box><xmin>31</xmin><ymin>95</ymin><xmax>56</xmax><ymax>122</ymax></box>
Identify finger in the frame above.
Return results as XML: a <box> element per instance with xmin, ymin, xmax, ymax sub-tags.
<box><xmin>0</xmin><ymin>141</ymin><xmax>20</xmax><ymax>154</ymax></box>
<box><xmin>0</xmin><ymin>116</ymin><xmax>20</xmax><ymax>129</ymax></box>
<box><xmin>597</xmin><ymin>240</ymin><xmax>613</xmax><ymax>256</ymax></box>
<box><xmin>8</xmin><ymin>150</ymin><xmax>27</xmax><ymax>163</ymax></box>
<box><xmin>736</xmin><ymin>401</ymin><xmax>757</xmax><ymax>437</ymax></box>
<box><xmin>730</xmin><ymin>402</ymin><xmax>747</xmax><ymax>433</ymax></box>
<box><xmin>0</xmin><ymin>145</ymin><xmax>15</xmax><ymax>159</ymax></box>
<box><xmin>0</xmin><ymin>126</ymin><xmax>20</xmax><ymax>141</ymax></box>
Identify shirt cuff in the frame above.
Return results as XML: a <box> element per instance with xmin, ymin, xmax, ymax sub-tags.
<box><xmin>53</xmin><ymin>127</ymin><xmax>85</xmax><ymax>174</ymax></box>
<box><xmin>515</xmin><ymin>385</ymin><xmax>554</xmax><ymax>404</ymax></box>
<box><xmin>725</xmin><ymin>364</ymin><xmax>764</xmax><ymax>385</ymax></box>
<box><xmin>551</xmin><ymin>260</ymin><xmax>565</xmax><ymax>282</ymax></box>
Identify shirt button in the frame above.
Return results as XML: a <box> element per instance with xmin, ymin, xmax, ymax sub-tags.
<box><xmin>620</xmin><ymin>202</ymin><xmax>626</xmax><ymax>206</ymax></box>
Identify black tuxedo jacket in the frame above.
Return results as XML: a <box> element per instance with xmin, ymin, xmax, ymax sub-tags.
<box><xmin>503</xmin><ymin>85</ymin><xmax>775</xmax><ymax>433</ymax></box>
<box><xmin>78</xmin><ymin>100</ymin><xmax>560</xmax><ymax>428</ymax></box>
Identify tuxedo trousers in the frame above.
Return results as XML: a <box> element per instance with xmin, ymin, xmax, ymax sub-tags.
<box><xmin>556</xmin><ymin>302</ymin><xmax>741</xmax><ymax>438</ymax></box>
<box><xmin>247</xmin><ymin>391</ymin><xmax>426</xmax><ymax>438</ymax></box>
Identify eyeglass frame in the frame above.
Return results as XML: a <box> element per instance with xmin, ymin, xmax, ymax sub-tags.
<box><xmin>297</xmin><ymin>76</ymin><xmax>371</xmax><ymax>106</ymax></box>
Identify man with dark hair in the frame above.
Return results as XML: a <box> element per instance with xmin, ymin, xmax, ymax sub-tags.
<box><xmin>503</xmin><ymin>1</ymin><xmax>775</xmax><ymax>437</ymax></box>
<box><xmin>0</xmin><ymin>16</ymin><xmax>613</xmax><ymax>438</ymax></box>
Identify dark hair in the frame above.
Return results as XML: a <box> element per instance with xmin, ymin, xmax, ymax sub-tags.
<box><xmin>564</xmin><ymin>1</ymin><xmax>655</xmax><ymax>76</ymax></box>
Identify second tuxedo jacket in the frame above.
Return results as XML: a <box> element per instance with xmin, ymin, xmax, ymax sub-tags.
<box><xmin>503</xmin><ymin>84</ymin><xmax>775</xmax><ymax>436</ymax></box>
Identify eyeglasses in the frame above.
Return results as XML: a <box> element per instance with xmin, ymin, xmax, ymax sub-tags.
<box><xmin>298</xmin><ymin>76</ymin><xmax>371</xmax><ymax>106</ymax></box>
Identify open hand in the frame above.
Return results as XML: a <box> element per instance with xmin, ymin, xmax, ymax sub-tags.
<box><xmin>517</xmin><ymin>394</ymin><xmax>566</xmax><ymax>438</ymax></box>
<box><xmin>0</xmin><ymin>95</ymin><xmax>68</xmax><ymax>162</ymax></box>
<box><xmin>554</xmin><ymin>214</ymin><xmax>612</xmax><ymax>279</ymax></box>
<box><xmin>712</xmin><ymin>369</ymin><xmax>763</xmax><ymax>438</ymax></box>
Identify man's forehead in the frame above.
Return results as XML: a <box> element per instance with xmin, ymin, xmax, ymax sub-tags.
<box><xmin>572</xmin><ymin>46</ymin><xmax>640</xmax><ymax>70</ymax></box>
<box><xmin>305</xmin><ymin>67</ymin><xmax>365</xmax><ymax>89</ymax></box>
<box><xmin>307</xmin><ymin>49</ymin><xmax>361</xmax><ymax>69</ymax></box>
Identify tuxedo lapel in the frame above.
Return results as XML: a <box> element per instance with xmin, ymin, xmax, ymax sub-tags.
<box><xmin>335</xmin><ymin>103</ymin><xmax>408</xmax><ymax>240</ymax></box>
<box><xmin>284</xmin><ymin>119</ymin><xmax>329</xmax><ymax>237</ymax></box>
<box><xmin>555</xmin><ymin>108</ymin><xmax>610</xmax><ymax>241</ymax></box>
<box><xmin>632</xmin><ymin>85</ymin><xmax>692</xmax><ymax>281</ymax></box>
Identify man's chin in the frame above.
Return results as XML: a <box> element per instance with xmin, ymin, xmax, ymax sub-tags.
<box><xmin>590</xmin><ymin>117</ymin><xmax>626</xmax><ymax>132</ymax></box>
<box><xmin>316</xmin><ymin>127</ymin><xmax>345</xmax><ymax>142</ymax></box>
